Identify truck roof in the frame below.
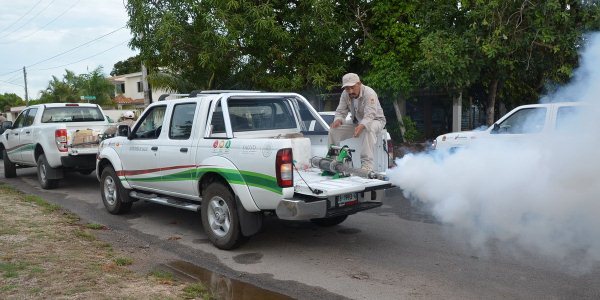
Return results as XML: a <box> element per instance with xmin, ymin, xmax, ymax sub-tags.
<box><xmin>27</xmin><ymin>103</ymin><xmax>101</xmax><ymax>108</ymax></box>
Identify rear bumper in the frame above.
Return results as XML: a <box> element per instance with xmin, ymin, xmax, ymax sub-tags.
<box><xmin>60</xmin><ymin>154</ymin><xmax>96</xmax><ymax>170</ymax></box>
<box><xmin>276</xmin><ymin>188</ymin><xmax>386</xmax><ymax>220</ymax></box>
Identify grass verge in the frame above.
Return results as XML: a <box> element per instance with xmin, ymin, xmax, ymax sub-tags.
<box><xmin>0</xmin><ymin>183</ymin><xmax>213</xmax><ymax>299</ymax></box>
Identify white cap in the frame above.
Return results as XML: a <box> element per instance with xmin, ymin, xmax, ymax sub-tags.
<box><xmin>341</xmin><ymin>73</ymin><xmax>360</xmax><ymax>88</ymax></box>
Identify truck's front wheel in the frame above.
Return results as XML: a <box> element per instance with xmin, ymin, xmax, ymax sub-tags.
<box><xmin>100</xmin><ymin>166</ymin><xmax>132</xmax><ymax>214</ymax></box>
<box><xmin>3</xmin><ymin>149</ymin><xmax>16</xmax><ymax>178</ymax></box>
<box><xmin>201</xmin><ymin>182</ymin><xmax>246</xmax><ymax>250</ymax></box>
<box><xmin>37</xmin><ymin>154</ymin><xmax>59</xmax><ymax>189</ymax></box>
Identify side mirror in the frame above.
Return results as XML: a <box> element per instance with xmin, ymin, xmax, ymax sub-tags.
<box><xmin>117</xmin><ymin>125</ymin><xmax>131</xmax><ymax>138</ymax></box>
<box><xmin>491</xmin><ymin>123</ymin><xmax>499</xmax><ymax>133</ymax></box>
<box><xmin>1</xmin><ymin>121</ymin><xmax>12</xmax><ymax>130</ymax></box>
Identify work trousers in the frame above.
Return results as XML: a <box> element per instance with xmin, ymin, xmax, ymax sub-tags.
<box><xmin>327</xmin><ymin>120</ymin><xmax>384</xmax><ymax>171</ymax></box>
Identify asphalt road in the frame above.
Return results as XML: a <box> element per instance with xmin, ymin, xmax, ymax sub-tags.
<box><xmin>1</xmin><ymin>164</ymin><xmax>599</xmax><ymax>299</ymax></box>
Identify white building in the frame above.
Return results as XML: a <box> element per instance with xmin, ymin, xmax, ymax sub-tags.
<box><xmin>109</xmin><ymin>71</ymin><xmax>172</xmax><ymax>109</ymax></box>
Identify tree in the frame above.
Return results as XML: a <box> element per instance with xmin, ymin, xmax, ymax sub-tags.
<box><xmin>110</xmin><ymin>55</ymin><xmax>142</xmax><ymax>76</ymax></box>
<box><xmin>38</xmin><ymin>67</ymin><xmax>115</xmax><ymax>105</ymax></box>
<box><xmin>125</xmin><ymin>0</ymin><xmax>367</xmax><ymax>93</ymax></box>
<box><xmin>0</xmin><ymin>93</ymin><xmax>25</xmax><ymax>112</ymax></box>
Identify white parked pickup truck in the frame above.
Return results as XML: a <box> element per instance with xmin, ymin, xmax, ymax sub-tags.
<box><xmin>96</xmin><ymin>91</ymin><xmax>392</xmax><ymax>249</ymax></box>
<box><xmin>1</xmin><ymin>103</ymin><xmax>110</xmax><ymax>189</ymax></box>
<box><xmin>432</xmin><ymin>102</ymin><xmax>582</xmax><ymax>151</ymax></box>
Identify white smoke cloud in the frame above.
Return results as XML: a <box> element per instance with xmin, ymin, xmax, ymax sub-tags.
<box><xmin>388</xmin><ymin>32</ymin><xmax>600</xmax><ymax>273</ymax></box>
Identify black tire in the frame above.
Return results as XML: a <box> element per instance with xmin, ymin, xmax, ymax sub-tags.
<box><xmin>201</xmin><ymin>182</ymin><xmax>246</xmax><ymax>250</ymax></box>
<box><xmin>100</xmin><ymin>166</ymin><xmax>132</xmax><ymax>214</ymax></box>
<box><xmin>3</xmin><ymin>149</ymin><xmax>16</xmax><ymax>178</ymax></box>
<box><xmin>37</xmin><ymin>154</ymin><xmax>59</xmax><ymax>189</ymax></box>
<box><xmin>310</xmin><ymin>215</ymin><xmax>348</xmax><ymax>227</ymax></box>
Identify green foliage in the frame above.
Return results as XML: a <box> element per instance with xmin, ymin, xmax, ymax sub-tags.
<box><xmin>114</xmin><ymin>257</ymin><xmax>133</xmax><ymax>266</ymax></box>
<box><xmin>0</xmin><ymin>93</ymin><xmax>24</xmax><ymax>112</ymax></box>
<box><xmin>110</xmin><ymin>55</ymin><xmax>142</xmax><ymax>76</ymax></box>
<box><xmin>125</xmin><ymin>0</ymin><xmax>367</xmax><ymax>92</ymax></box>
<box><xmin>181</xmin><ymin>283</ymin><xmax>214</xmax><ymax>300</ymax></box>
<box><xmin>401</xmin><ymin>115</ymin><xmax>422</xmax><ymax>142</ymax></box>
<box><xmin>362</xmin><ymin>0</ymin><xmax>600</xmax><ymax>124</ymax></box>
<box><xmin>38</xmin><ymin>67</ymin><xmax>114</xmax><ymax>105</ymax></box>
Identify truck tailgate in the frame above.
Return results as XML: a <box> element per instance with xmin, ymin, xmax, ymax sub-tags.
<box><xmin>294</xmin><ymin>168</ymin><xmax>391</xmax><ymax>197</ymax></box>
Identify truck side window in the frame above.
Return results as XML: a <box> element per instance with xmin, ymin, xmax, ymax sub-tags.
<box><xmin>12</xmin><ymin>110</ymin><xmax>27</xmax><ymax>129</ymax></box>
<box><xmin>132</xmin><ymin>105</ymin><xmax>166</xmax><ymax>139</ymax></box>
<box><xmin>555</xmin><ymin>106</ymin><xmax>581</xmax><ymax>133</ymax></box>
<box><xmin>24</xmin><ymin>108</ymin><xmax>38</xmax><ymax>126</ymax></box>
<box><xmin>210</xmin><ymin>102</ymin><xmax>226</xmax><ymax>135</ymax></box>
<box><xmin>493</xmin><ymin>107</ymin><xmax>546</xmax><ymax>134</ymax></box>
<box><xmin>169</xmin><ymin>103</ymin><xmax>196</xmax><ymax>140</ymax></box>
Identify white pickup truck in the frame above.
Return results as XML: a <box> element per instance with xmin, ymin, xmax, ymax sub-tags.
<box><xmin>96</xmin><ymin>91</ymin><xmax>392</xmax><ymax>249</ymax></box>
<box><xmin>1</xmin><ymin>103</ymin><xmax>110</xmax><ymax>189</ymax></box>
<box><xmin>432</xmin><ymin>102</ymin><xmax>582</xmax><ymax>151</ymax></box>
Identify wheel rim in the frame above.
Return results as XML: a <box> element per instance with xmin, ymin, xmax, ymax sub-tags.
<box><xmin>103</xmin><ymin>176</ymin><xmax>117</xmax><ymax>206</ymax></box>
<box><xmin>39</xmin><ymin>163</ymin><xmax>47</xmax><ymax>183</ymax></box>
<box><xmin>207</xmin><ymin>196</ymin><xmax>231</xmax><ymax>237</ymax></box>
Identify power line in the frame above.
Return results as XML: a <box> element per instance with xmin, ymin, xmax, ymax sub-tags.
<box><xmin>0</xmin><ymin>0</ymin><xmax>81</xmax><ymax>44</ymax></box>
<box><xmin>0</xmin><ymin>25</ymin><xmax>126</xmax><ymax>77</ymax></box>
<box><xmin>0</xmin><ymin>0</ymin><xmax>44</xmax><ymax>34</ymax></box>
<box><xmin>34</xmin><ymin>40</ymin><xmax>130</xmax><ymax>71</ymax></box>
<box><xmin>0</xmin><ymin>0</ymin><xmax>58</xmax><ymax>40</ymax></box>
<box><xmin>0</xmin><ymin>79</ymin><xmax>24</xmax><ymax>87</ymax></box>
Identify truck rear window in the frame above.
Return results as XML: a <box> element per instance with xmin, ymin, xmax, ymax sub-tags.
<box><xmin>41</xmin><ymin>107</ymin><xmax>105</xmax><ymax>123</ymax></box>
<box><xmin>212</xmin><ymin>98</ymin><xmax>297</xmax><ymax>133</ymax></box>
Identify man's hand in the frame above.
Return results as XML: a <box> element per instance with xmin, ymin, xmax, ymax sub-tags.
<box><xmin>331</xmin><ymin>119</ymin><xmax>343</xmax><ymax>129</ymax></box>
<box><xmin>354</xmin><ymin>124</ymin><xmax>365</xmax><ymax>137</ymax></box>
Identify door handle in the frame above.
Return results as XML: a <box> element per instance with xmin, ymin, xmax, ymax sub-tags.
<box><xmin>13</xmin><ymin>133</ymin><xmax>18</xmax><ymax>136</ymax></box>
<box><xmin>180</xmin><ymin>147</ymin><xmax>188</xmax><ymax>153</ymax></box>
<box><xmin>151</xmin><ymin>146</ymin><xmax>158</xmax><ymax>151</ymax></box>
<box><xmin>25</xmin><ymin>131</ymin><xmax>31</xmax><ymax>134</ymax></box>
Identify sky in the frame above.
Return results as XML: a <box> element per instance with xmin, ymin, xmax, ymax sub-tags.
<box><xmin>0</xmin><ymin>0</ymin><xmax>138</xmax><ymax>100</ymax></box>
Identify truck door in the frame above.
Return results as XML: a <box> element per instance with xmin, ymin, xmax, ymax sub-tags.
<box><xmin>118</xmin><ymin>105</ymin><xmax>166</xmax><ymax>191</ymax></box>
<box><xmin>153</xmin><ymin>102</ymin><xmax>198</xmax><ymax>196</ymax></box>
<box><xmin>3</xmin><ymin>109</ymin><xmax>28</xmax><ymax>162</ymax></box>
<box><xmin>18</xmin><ymin>108</ymin><xmax>38</xmax><ymax>164</ymax></box>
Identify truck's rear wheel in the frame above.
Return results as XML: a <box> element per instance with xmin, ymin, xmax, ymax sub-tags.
<box><xmin>3</xmin><ymin>149</ymin><xmax>16</xmax><ymax>178</ymax></box>
<box><xmin>37</xmin><ymin>154</ymin><xmax>59</xmax><ymax>189</ymax></box>
<box><xmin>100</xmin><ymin>166</ymin><xmax>132</xmax><ymax>214</ymax></box>
<box><xmin>201</xmin><ymin>182</ymin><xmax>246</xmax><ymax>250</ymax></box>
<box><xmin>311</xmin><ymin>215</ymin><xmax>348</xmax><ymax>227</ymax></box>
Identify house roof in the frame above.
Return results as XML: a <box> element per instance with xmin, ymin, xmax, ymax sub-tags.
<box><xmin>113</xmin><ymin>94</ymin><xmax>144</xmax><ymax>105</ymax></box>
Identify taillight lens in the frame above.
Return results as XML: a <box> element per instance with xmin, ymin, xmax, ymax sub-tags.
<box><xmin>55</xmin><ymin>129</ymin><xmax>68</xmax><ymax>152</ymax></box>
<box><xmin>276</xmin><ymin>148</ymin><xmax>293</xmax><ymax>187</ymax></box>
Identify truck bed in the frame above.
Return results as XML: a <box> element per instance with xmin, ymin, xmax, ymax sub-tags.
<box><xmin>294</xmin><ymin>168</ymin><xmax>391</xmax><ymax>198</ymax></box>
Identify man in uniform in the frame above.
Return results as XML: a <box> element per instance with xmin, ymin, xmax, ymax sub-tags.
<box><xmin>328</xmin><ymin>73</ymin><xmax>386</xmax><ymax>171</ymax></box>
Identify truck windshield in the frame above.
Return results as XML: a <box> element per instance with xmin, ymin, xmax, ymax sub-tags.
<box><xmin>41</xmin><ymin>107</ymin><xmax>105</xmax><ymax>123</ymax></box>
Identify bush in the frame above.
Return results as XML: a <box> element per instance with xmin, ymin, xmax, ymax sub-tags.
<box><xmin>386</xmin><ymin>115</ymin><xmax>423</xmax><ymax>143</ymax></box>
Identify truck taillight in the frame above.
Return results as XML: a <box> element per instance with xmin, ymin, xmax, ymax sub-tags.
<box><xmin>386</xmin><ymin>139</ymin><xmax>395</xmax><ymax>168</ymax></box>
<box><xmin>55</xmin><ymin>129</ymin><xmax>68</xmax><ymax>152</ymax></box>
<box><xmin>276</xmin><ymin>148</ymin><xmax>293</xmax><ymax>188</ymax></box>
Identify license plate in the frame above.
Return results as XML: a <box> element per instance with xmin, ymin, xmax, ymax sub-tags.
<box><xmin>336</xmin><ymin>193</ymin><xmax>358</xmax><ymax>207</ymax></box>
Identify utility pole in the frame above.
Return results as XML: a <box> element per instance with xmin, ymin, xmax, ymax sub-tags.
<box><xmin>141</xmin><ymin>62</ymin><xmax>150</xmax><ymax>106</ymax></box>
<box><xmin>23</xmin><ymin>66</ymin><xmax>29</xmax><ymax>106</ymax></box>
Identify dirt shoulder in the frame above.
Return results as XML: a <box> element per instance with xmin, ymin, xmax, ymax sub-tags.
<box><xmin>0</xmin><ymin>183</ymin><xmax>212</xmax><ymax>299</ymax></box>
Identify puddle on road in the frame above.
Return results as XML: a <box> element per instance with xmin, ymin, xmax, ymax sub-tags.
<box><xmin>158</xmin><ymin>260</ymin><xmax>293</xmax><ymax>300</ymax></box>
